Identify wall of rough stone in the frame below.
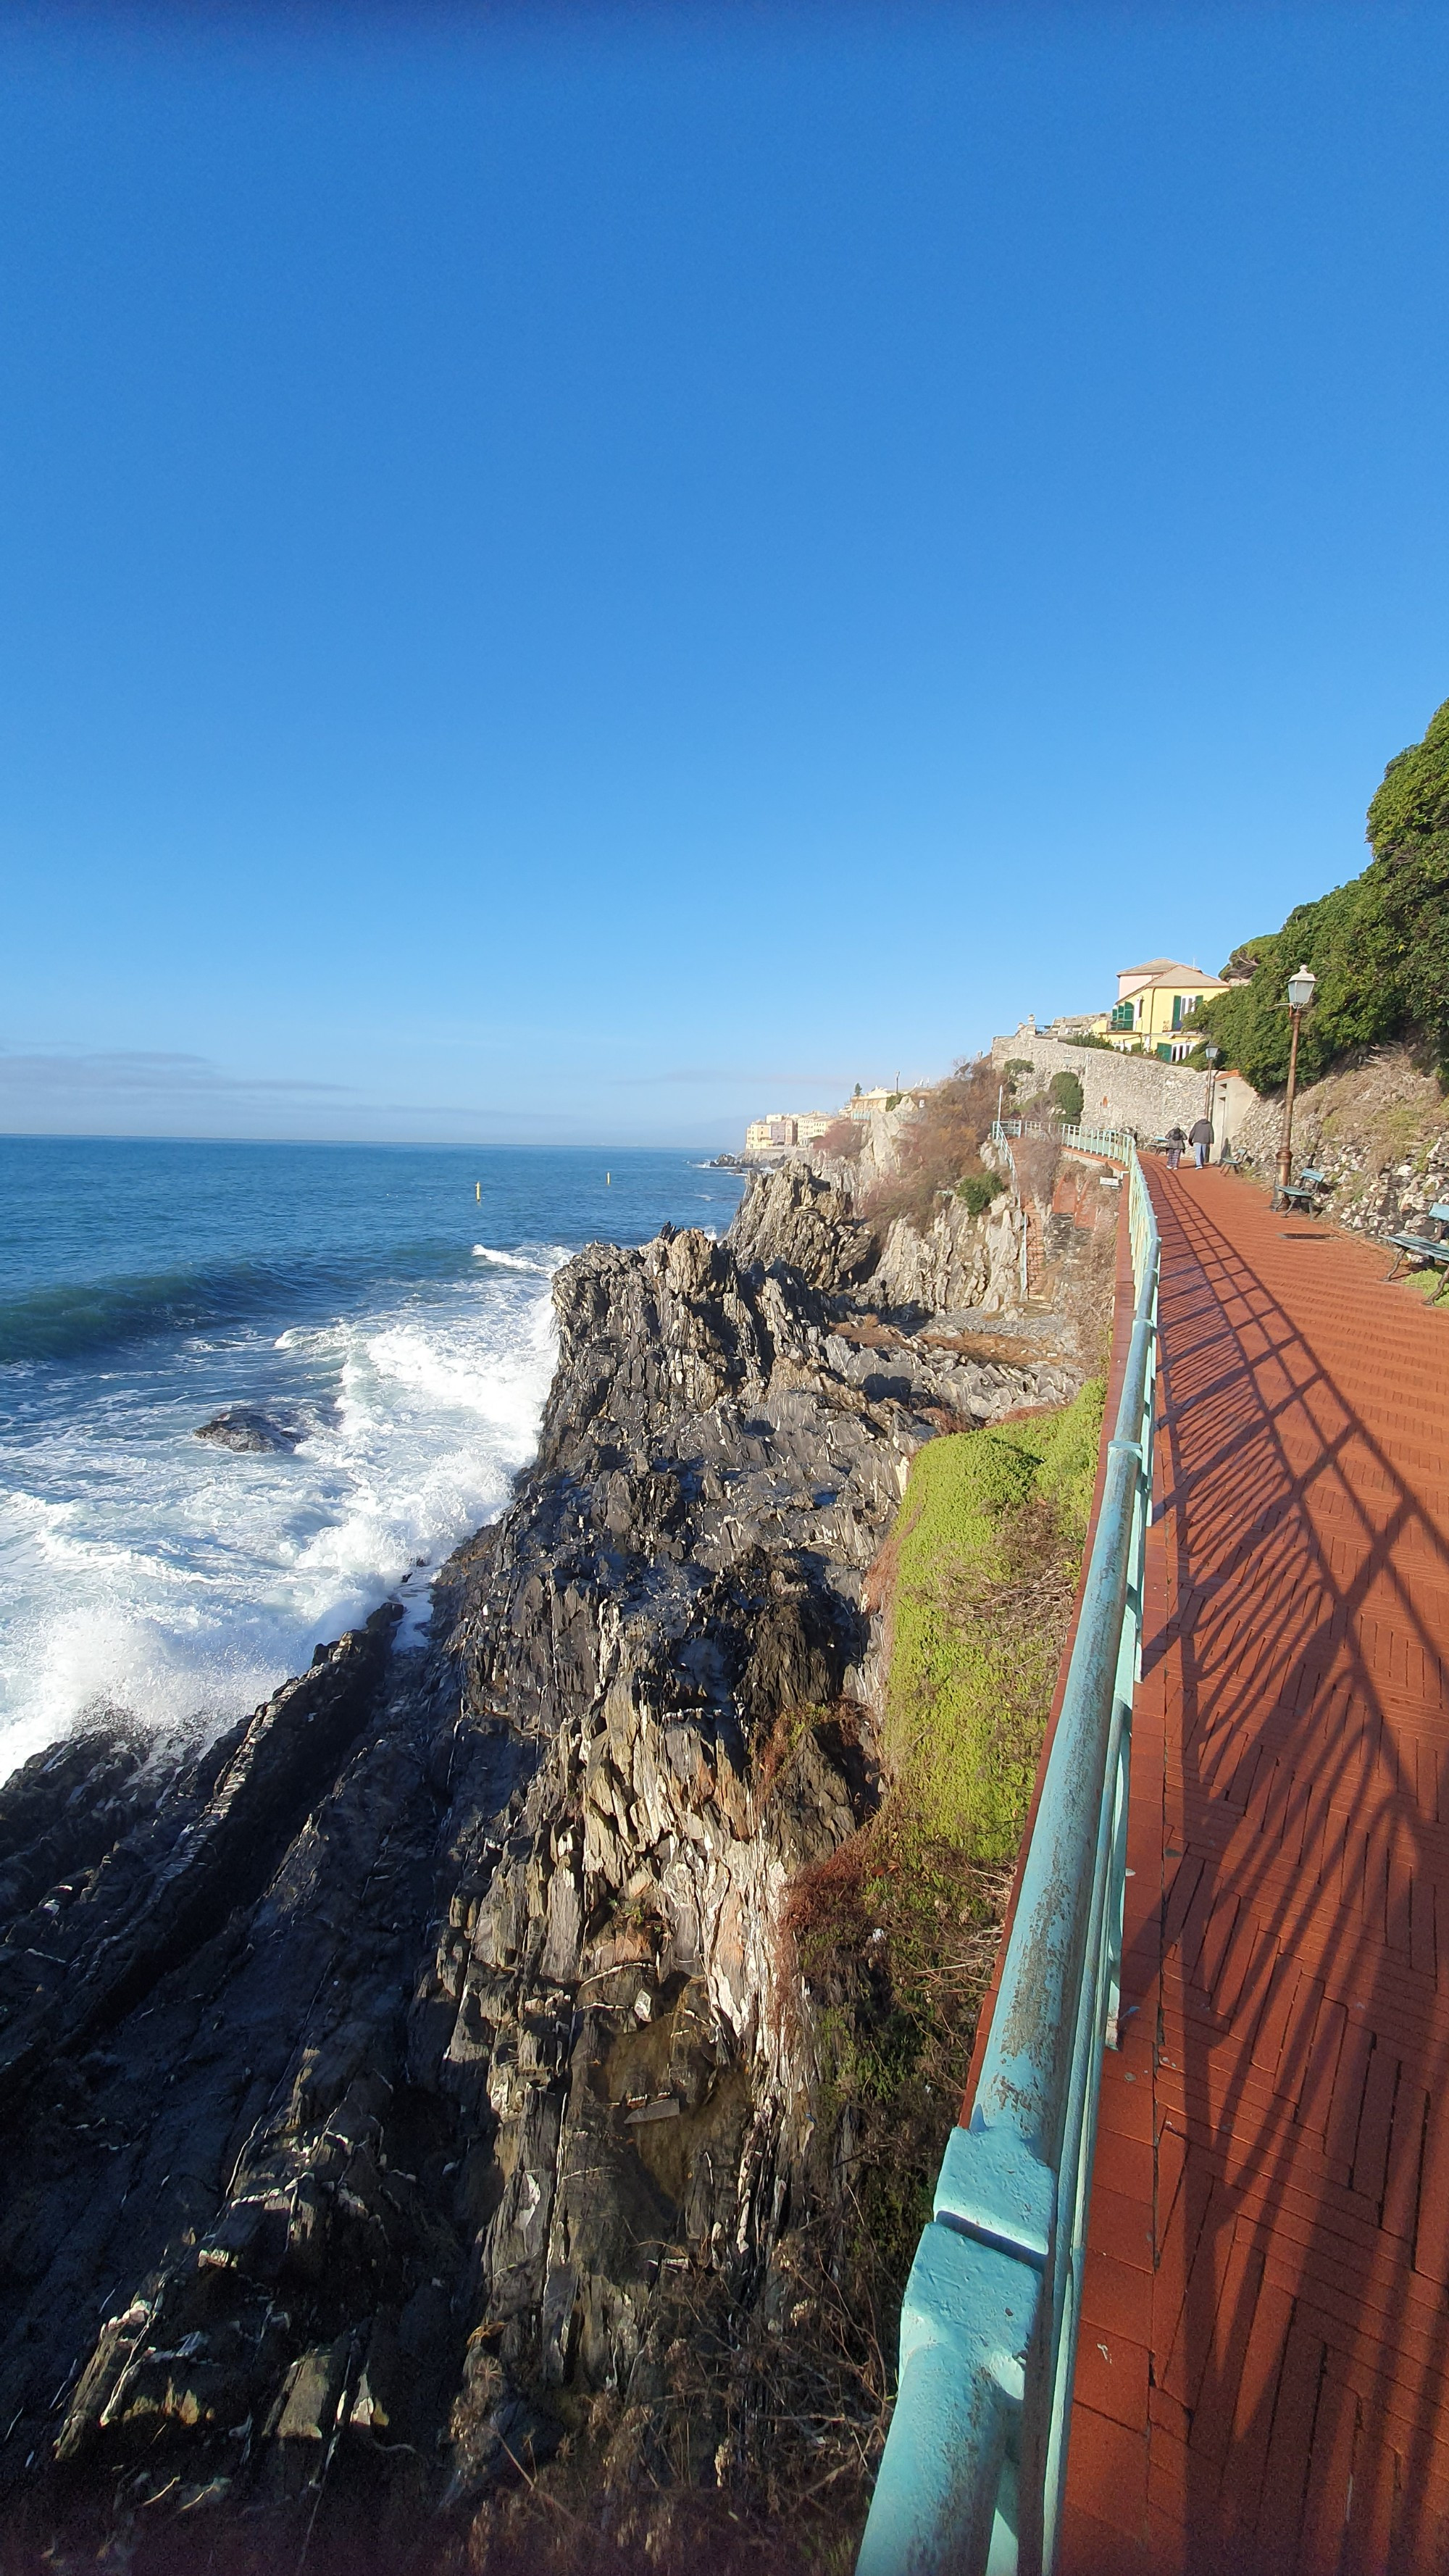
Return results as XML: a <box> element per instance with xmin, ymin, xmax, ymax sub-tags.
<box><xmin>989</xmin><ymin>1022</ymin><xmax>1258</xmax><ymax>1148</ymax></box>
<box><xmin>1229</xmin><ymin>1043</ymin><xmax>1449</xmax><ymax>1243</ymax></box>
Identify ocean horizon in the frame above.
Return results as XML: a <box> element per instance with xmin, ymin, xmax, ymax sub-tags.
<box><xmin>0</xmin><ymin>1135</ymin><xmax>745</xmax><ymax>1784</ymax></box>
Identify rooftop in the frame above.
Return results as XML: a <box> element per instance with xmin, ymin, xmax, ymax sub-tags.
<box><xmin>1132</xmin><ymin>964</ymin><xmax>1225</xmax><ymax>991</ymax></box>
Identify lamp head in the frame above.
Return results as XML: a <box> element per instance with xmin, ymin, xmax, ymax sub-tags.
<box><xmin>1204</xmin><ymin>1043</ymin><xmax>1221</xmax><ymax>1064</ymax></box>
<box><xmin>1286</xmin><ymin>965</ymin><xmax>1316</xmax><ymax>1013</ymax></box>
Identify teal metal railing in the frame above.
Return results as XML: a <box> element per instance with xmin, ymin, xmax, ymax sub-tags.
<box><xmin>993</xmin><ymin>1117</ymin><xmax>1137</xmax><ymax>1161</ymax></box>
<box><xmin>856</xmin><ymin>1137</ymin><xmax>1159</xmax><ymax>2576</ymax></box>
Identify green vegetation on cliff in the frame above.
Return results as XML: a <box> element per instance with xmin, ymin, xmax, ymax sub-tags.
<box><xmin>1198</xmin><ymin>696</ymin><xmax>1449</xmax><ymax>1089</ymax></box>
<box><xmin>884</xmin><ymin>1388</ymin><xmax>1104</xmax><ymax>1859</ymax></box>
<box><xmin>788</xmin><ymin>1381</ymin><xmax>1105</xmax><ymax>2301</ymax></box>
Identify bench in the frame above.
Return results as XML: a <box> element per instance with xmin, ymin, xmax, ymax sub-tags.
<box><xmin>1278</xmin><ymin>1166</ymin><xmax>1329</xmax><ymax>1213</ymax></box>
<box><xmin>1385</xmin><ymin>1201</ymin><xmax>1449</xmax><ymax>1300</ymax></box>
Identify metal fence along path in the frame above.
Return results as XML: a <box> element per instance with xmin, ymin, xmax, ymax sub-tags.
<box><xmin>856</xmin><ymin>1139</ymin><xmax>1159</xmax><ymax>2576</ymax></box>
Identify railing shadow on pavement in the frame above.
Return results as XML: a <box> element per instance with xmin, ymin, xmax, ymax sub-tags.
<box><xmin>1119</xmin><ymin>1174</ymin><xmax>1449</xmax><ymax>2571</ymax></box>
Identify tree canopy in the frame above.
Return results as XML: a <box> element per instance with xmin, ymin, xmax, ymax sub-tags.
<box><xmin>1197</xmin><ymin>698</ymin><xmax>1449</xmax><ymax>1091</ymax></box>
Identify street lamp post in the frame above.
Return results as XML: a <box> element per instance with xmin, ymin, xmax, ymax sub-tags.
<box><xmin>1274</xmin><ymin>965</ymin><xmax>1317</xmax><ymax>1206</ymax></box>
<box><xmin>1203</xmin><ymin>1043</ymin><xmax>1222</xmax><ymax>1149</ymax></box>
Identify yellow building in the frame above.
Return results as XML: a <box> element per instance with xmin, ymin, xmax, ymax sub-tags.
<box><xmin>1108</xmin><ymin>961</ymin><xmax>1227</xmax><ymax>1061</ymax></box>
<box><xmin>744</xmin><ymin>1111</ymin><xmax>835</xmax><ymax>1150</ymax></box>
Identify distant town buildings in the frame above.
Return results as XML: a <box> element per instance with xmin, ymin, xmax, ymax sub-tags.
<box><xmin>743</xmin><ymin>1110</ymin><xmax>835</xmax><ymax>1151</ymax></box>
<box><xmin>1045</xmin><ymin>1012</ymin><xmax>1111</xmax><ymax>1042</ymax></box>
<box><xmin>741</xmin><ymin>1084</ymin><xmax>933</xmax><ymax>1154</ymax></box>
<box><xmin>844</xmin><ymin>1084</ymin><xmax>932</xmax><ymax>1120</ymax></box>
<box><xmin>743</xmin><ymin>956</ymin><xmax>1233</xmax><ymax>1156</ymax></box>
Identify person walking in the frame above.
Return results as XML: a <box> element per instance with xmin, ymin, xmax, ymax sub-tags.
<box><xmin>1190</xmin><ymin>1114</ymin><xmax>1214</xmax><ymax>1170</ymax></box>
<box><xmin>1164</xmin><ymin>1125</ymin><xmax>1186</xmax><ymax>1170</ymax></box>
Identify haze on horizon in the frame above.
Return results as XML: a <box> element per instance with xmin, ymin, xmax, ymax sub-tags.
<box><xmin>2</xmin><ymin>0</ymin><xmax>1447</xmax><ymax>1151</ymax></box>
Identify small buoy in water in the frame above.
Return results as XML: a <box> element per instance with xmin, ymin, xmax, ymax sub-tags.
<box><xmin>606</xmin><ymin>1172</ymin><xmax>611</xmax><ymax>1185</ymax></box>
<box><xmin>475</xmin><ymin>1183</ymin><xmax>480</xmax><ymax>1201</ymax></box>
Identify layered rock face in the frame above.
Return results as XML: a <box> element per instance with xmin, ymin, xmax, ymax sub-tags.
<box><xmin>868</xmin><ymin>1188</ymin><xmax>1024</xmax><ymax>1319</ymax></box>
<box><xmin>727</xmin><ymin>1160</ymin><xmax>1029</xmax><ymax>1325</ymax></box>
<box><xmin>0</xmin><ymin>1180</ymin><xmax>1072</xmax><ymax>2569</ymax></box>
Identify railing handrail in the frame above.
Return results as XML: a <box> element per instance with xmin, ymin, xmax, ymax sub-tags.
<box><xmin>993</xmin><ymin>1116</ymin><xmax>1137</xmax><ymax>1159</ymax></box>
<box><xmin>857</xmin><ymin>1136</ymin><xmax>1159</xmax><ymax>2576</ymax></box>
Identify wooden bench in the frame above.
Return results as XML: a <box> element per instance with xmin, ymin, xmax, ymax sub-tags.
<box><xmin>1385</xmin><ymin>1200</ymin><xmax>1449</xmax><ymax>1300</ymax></box>
<box><xmin>1278</xmin><ymin>1166</ymin><xmax>1329</xmax><ymax>1214</ymax></box>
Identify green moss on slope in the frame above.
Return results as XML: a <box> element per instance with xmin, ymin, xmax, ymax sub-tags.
<box><xmin>784</xmin><ymin>1375</ymin><xmax>1108</xmax><ymax>2341</ymax></box>
<box><xmin>883</xmin><ymin>1383</ymin><xmax>1105</xmax><ymax>1861</ymax></box>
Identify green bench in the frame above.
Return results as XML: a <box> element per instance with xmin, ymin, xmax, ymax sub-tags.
<box><xmin>1278</xmin><ymin>1166</ymin><xmax>1329</xmax><ymax>1214</ymax></box>
<box><xmin>1385</xmin><ymin>1200</ymin><xmax>1449</xmax><ymax>1300</ymax></box>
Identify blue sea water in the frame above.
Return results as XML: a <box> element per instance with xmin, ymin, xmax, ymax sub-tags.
<box><xmin>0</xmin><ymin>1138</ymin><xmax>744</xmax><ymax>1782</ymax></box>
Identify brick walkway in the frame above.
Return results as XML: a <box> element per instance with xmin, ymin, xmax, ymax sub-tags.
<box><xmin>1061</xmin><ymin>1164</ymin><xmax>1449</xmax><ymax>2576</ymax></box>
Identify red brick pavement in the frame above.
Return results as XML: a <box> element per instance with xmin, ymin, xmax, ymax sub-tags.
<box><xmin>1060</xmin><ymin>1164</ymin><xmax>1449</xmax><ymax>2576</ymax></box>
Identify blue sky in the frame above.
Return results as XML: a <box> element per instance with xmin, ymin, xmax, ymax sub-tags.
<box><xmin>2</xmin><ymin>1</ymin><xmax>1447</xmax><ymax>1146</ymax></box>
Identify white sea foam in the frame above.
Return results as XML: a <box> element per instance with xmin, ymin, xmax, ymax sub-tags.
<box><xmin>0</xmin><ymin>1268</ymin><xmax>559</xmax><ymax>1783</ymax></box>
<box><xmin>471</xmin><ymin>1242</ymin><xmax>567</xmax><ymax>1274</ymax></box>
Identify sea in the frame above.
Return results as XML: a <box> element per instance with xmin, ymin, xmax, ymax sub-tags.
<box><xmin>0</xmin><ymin>1138</ymin><xmax>745</xmax><ymax>1787</ymax></box>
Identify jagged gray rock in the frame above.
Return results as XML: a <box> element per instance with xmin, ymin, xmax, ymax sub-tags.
<box><xmin>868</xmin><ymin>1187</ymin><xmax>1024</xmax><ymax>1318</ymax></box>
<box><xmin>0</xmin><ymin>1183</ymin><xmax>1077</xmax><ymax>2569</ymax></box>
<box><xmin>195</xmin><ymin>1404</ymin><xmax>307</xmax><ymax>1453</ymax></box>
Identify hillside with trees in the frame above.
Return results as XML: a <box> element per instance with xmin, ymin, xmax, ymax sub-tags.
<box><xmin>1196</xmin><ymin>696</ymin><xmax>1449</xmax><ymax>1091</ymax></box>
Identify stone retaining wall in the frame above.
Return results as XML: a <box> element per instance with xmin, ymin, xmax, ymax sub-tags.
<box><xmin>989</xmin><ymin>1022</ymin><xmax>1258</xmax><ymax>1149</ymax></box>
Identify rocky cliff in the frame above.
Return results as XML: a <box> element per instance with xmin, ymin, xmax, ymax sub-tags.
<box><xmin>0</xmin><ymin>1172</ymin><xmax>1076</xmax><ymax>2574</ymax></box>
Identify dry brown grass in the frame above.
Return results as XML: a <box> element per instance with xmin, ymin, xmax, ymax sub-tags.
<box><xmin>858</xmin><ymin>1059</ymin><xmax>999</xmax><ymax>1233</ymax></box>
<box><xmin>463</xmin><ymin>2235</ymin><xmax>888</xmax><ymax>2576</ymax></box>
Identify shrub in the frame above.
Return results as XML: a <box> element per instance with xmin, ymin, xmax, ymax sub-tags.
<box><xmin>814</xmin><ymin>1115</ymin><xmax>864</xmax><ymax>1159</ymax></box>
<box><xmin>957</xmin><ymin>1173</ymin><xmax>1005</xmax><ymax>1217</ymax></box>
<box><xmin>1048</xmin><ymin>1070</ymin><xmax>1084</xmax><ymax>1122</ymax></box>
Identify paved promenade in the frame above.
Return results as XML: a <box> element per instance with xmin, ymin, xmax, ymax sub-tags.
<box><xmin>1061</xmin><ymin>1164</ymin><xmax>1449</xmax><ymax>2575</ymax></box>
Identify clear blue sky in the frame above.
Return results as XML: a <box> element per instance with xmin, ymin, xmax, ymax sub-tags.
<box><xmin>3</xmin><ymin>1</ymin><xmax>1447</xmax><ymax>1146</ymax></box>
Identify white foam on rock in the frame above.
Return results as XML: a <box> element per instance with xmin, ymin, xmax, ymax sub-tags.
<box><xmin>0</xmin><ymin>1267</ymin><xmax>560</xmax><ymax>1783</ymax></box>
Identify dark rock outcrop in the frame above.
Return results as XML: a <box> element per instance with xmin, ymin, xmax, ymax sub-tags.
<box><xmin>0</xmin><ymin>1188</ymin><xmax>1074</xmax><ymax>2569</ymax></box>
<box><xmin>196</xmin><ymin>1405</ymin><xmax>309</xmax><ymax>1453</ymax></box>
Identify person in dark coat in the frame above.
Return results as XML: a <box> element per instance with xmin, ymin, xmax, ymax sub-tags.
<box><xmin>1164</xmin><ymin>1125</ymin><xmax>1186</xmax><ymax>1170</ymax></box>
<box><xmin>1189</xmin><ymin>1115</ymin><xmax>1214</xmax><ymax>1169</ymax></box>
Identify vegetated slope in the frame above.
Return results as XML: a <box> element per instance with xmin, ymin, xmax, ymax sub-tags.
<box><xmin>854</xmin><ymin>1061</ymin><xmax>1004</xmax><ymax>1233</ymax></box>
<box><xmin>1197</xmin><ymin>695</ymin><xmax>1449</xmax><ymax>1091</ymax></box>
<box><xmin>802</xmin><ymin>1062</ymin><xmax>1119</xmax><ymax>1356</ymax></box>
<box><xmin>785</xmin><ymin>1383</ymin><xmax>1103</xmax><ymax>2312</ymax></box>
<box><xmin>1231</xmin><ymin>1041</ymin><xmax>1449</xmax><ymax>1251</ymax></box>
